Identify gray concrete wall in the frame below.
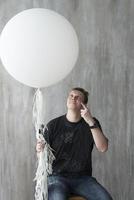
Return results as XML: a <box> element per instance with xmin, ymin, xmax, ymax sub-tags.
<box><xmin>0</xmin><ymin>0</ymin><xmax>133</xmax><ymax>199</ymax></box>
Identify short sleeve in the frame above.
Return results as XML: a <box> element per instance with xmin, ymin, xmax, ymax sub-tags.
<box><xmin>93</xmin><ymin>117</ymin><xmax>103</xmax><ymax>131</ymax></box>
<box><xmin>43</xmin><ymin>125</ymin><xmax>49</xmax><ymax>142</ymax></box>
<box><xmin>43</xmin><ymin>122</ymin><xmax>53</xmax><ymax>145</ymax></box>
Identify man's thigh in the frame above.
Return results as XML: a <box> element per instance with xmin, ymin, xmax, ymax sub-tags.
<box><xmin>48</xmin><ymin>175</ymin><xmax>70</xmax><ymax>200</ymax></box>
<box><xmin>71</xmin><ymin>176</ymin><xmax>113</xmax><ymax>200</ymax></box>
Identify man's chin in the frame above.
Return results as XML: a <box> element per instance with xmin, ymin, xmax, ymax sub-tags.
<box><xmin>68</xmin><ymin>105</ymin><xmax>80</xmax><ymax>111</ymax></box>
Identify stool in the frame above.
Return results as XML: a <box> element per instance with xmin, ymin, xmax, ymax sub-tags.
<box><xmin>69</xmin><ymin>196</ymin><xmax>86</xmax><ymax>200</ymax></box>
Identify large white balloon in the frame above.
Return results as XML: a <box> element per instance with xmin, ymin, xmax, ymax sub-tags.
<box><xmin>0</xmin><ymin>8</ymin><xmax>79</xmax><ymax>88</ymax></box>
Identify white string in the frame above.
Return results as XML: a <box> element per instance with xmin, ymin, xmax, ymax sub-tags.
<box><xmin>32</xmin><ymin>88</ymin><xmax>44</xmax><ymax>136</ymax></box>
<box><xmin>33</xmin><ymin>88</ymin><xmax>55</xmax><ymax>200</ymax></box>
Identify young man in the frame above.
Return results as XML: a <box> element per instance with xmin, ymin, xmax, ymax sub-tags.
<box><xmin>36</xmin><ymin>87</ymin><xmax>113</xmax><ymax>200</ymax></box>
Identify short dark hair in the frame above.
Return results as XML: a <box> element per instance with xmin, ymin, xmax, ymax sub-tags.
<box><xmin>71</xmin><ymin>87</ymin><xmax>89</xmax><ymax>104</ymax></box>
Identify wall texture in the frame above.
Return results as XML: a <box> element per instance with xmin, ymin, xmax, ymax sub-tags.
<box><xmin>0</xmin><ymin>0</ymin><xmax>133</xmax><ymax>200</ymax></box>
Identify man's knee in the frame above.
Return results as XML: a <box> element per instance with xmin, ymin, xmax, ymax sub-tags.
<box><xmin>48</xmin><ymin>177</ymin><xmax>69</xmax><ymax>200</ymax></box>
<box><xmin>48</xmin><ymin>184</ymin><xmax>68</xmax><ymax>200</ymax></box>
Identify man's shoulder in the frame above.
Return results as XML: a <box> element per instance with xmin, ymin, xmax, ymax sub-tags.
<box><xmin>47</xmin><ymin>115</ymin><xmax>65</xmax><ymax>126</ymax></box>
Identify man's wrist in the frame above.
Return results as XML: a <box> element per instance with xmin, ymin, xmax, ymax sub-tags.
<box><xmin>87</xmin><ymin>118</ymin><xmax>99</xmax><ymax>129</ymax></box>
<box><xmin>89</xmin><ymin>122</ymin><xmax>99</xmax><ymax>129</ymax></box>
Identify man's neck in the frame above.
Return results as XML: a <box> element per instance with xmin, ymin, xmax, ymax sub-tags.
<box><xmin>66</xmin><ymin>110</ymin><xmax>81</xmax><ymax>123</ymax></box>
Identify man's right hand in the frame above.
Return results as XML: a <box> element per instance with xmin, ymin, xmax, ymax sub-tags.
<box><xmin>36</xmin><ymin>140</ymin><xmax>45</xmax><ymax>153</ymax></box>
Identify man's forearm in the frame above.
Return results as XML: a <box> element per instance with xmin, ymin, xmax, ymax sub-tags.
<box><xmin>87</xmin><ymin>118</ymin><xmax>108</xmax><ymax>152</ymax></box>
<box><xmin>91</xmin><ymin>128</ymin><xmax>108</xmax><ymax>152</ymax></box>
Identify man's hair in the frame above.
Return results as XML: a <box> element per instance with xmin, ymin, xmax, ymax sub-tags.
<box><xmin>71</xmin><ymin>87</ymin><xmax>89</xmax><ymax>104</ymax></box>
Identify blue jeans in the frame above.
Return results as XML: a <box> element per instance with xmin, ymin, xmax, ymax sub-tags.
<box><xmin>48</xmin><ymin>175</ymin><xmax>113</xmax><ymax>200</ymax></box>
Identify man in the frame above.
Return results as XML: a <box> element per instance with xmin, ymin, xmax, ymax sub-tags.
<box><xmin>36</xmin><ymin>87</ymin><xmax>113</xmax><ymax>200</ymax></box>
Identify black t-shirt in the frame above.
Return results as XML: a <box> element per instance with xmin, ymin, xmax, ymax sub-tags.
<box><xmin>44</xmin><ymin>115</ymin><xmax>102</xmax><ymax>177</ymax></box>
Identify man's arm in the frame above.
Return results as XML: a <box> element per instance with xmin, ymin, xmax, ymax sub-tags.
<box><xmin>80</xmin><ymin>103</ymin><xmax>108</xmax><ymax>152</ymax></box>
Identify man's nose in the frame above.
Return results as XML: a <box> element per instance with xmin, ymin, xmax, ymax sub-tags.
<box><xmin>72</xmin><ymin>96</ymin><xmax>76</xmax><ymax>100</ymax></box>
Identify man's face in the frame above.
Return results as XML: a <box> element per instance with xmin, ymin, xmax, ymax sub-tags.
<box><xmin>67</xmin><ymin>90</ymin><xmax>85</xmax><ymax>111</ymax></box>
